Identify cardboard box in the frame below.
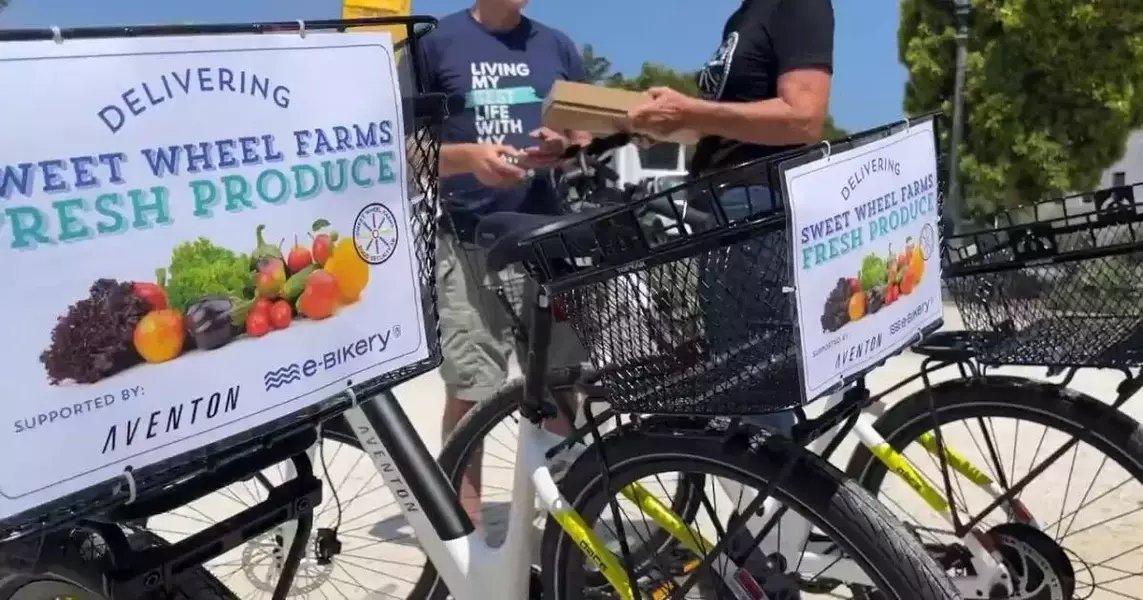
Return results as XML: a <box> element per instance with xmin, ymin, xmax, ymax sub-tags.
<box><xmin>542</xmin><ymin>81</ymin><xmax>700</xmax><ymax>145</ymax></box>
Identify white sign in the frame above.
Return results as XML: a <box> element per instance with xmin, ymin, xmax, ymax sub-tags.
<box><xmin>784</xmin><ymin>120</ymin><xmax>943</xmax><ymax>399</ymax></box>
<box><xmin>0</xmin><ymin>31</ymin><xmax>428</xmax><ymax>520</ymax></box>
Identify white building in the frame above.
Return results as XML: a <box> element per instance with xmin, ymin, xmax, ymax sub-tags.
<box><xmin>1100</xmin><ymin>130</ymin><xmax>1143</xmax><ymax>188</ymax></box>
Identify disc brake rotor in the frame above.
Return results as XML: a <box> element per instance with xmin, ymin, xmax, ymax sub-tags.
<box><xmin>987</xmin><ymin>522</ymin><xmax>1075</xmax><ymax>600</ymax></box>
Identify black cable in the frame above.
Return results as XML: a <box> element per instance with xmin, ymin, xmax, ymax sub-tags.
<box><xmin>318</xmin><ymin>432</ymin><xmax>344</xmax><ymax>532</ymax></box>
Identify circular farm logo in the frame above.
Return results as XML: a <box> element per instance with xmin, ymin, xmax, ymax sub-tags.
<box><xmin>918</xmin><ymin>222</ymin><xmax>936</xmax><ymax>260</ymax></box>
<box><xmin>353</xmin><ymin>203</ymin><xmax>399</xmax><ymax>265</ymax></box>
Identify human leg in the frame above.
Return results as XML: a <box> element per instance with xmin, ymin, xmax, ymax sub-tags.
<box><xmin>437</xmin><ymin>234</ymin><xmax>518</xmax><ymax>524</ymax></box>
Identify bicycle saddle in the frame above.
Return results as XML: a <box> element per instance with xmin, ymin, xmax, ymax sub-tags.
<box><xmin>474</xmin><ymin>208</ymin><xmax>609</xmax><ymax>272</ymax></box>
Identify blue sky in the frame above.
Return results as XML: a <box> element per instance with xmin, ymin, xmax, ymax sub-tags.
<box><xmin>0</xmin><ymin>0</ymin><xmax>907</xmax><ymax>131</ymax></box>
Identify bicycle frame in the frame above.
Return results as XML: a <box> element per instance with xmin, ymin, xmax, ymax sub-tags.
<box><xmin>311</xmin><ymin>288</ymin><xmax>648</xmax><ymax>600</ymax></box>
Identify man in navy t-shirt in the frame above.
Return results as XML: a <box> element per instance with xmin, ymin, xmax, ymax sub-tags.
<box><xmin>414</xmin><ymin>0</ymin><xmax>589</xmax><ymax>524</ymax></box>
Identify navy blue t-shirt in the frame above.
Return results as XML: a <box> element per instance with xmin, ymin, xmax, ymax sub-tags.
<box><xmin>416</xmin><ymin>11</ymin><xmax>585</xmax><ymax>240</ymax></box>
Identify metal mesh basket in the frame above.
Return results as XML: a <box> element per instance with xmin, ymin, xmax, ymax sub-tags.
<box><xmin>521</xmin><ymin>160</ymin><xmax>804</xmax><ymax>416</ymax></box>
<box><xmin>944</xmin><ymin>182</ymin><xmax>1143</xmax><ymax>367</ymax></box>
<box><xmin>0</xmin><ymin>17</ymin><xmax>446</xmax><ymax>541</ymax></box>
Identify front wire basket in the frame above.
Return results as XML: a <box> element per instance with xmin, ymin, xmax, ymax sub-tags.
<box><xmin>944</xmin><ymin>182</ymin><xmax>1143</xmax><ymax>367</ymax></box>
<box><xmin>520</xmin><ymin>156</ymin><xmax>801</xmax><ymax>416</ymax></box>
<box><xmin>518</xmin><ymin>116</ymin><xmax>944</xmax><ymax>417</ymax></box>
<box><xmin>0</xmin><ymin>17</ymin><xmax>446</xmax><ymax>542</ymax></box>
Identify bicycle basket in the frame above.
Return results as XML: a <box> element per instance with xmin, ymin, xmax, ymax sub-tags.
<box><xmin>521</xmin><ymin>159</ymin><xmax>802</xmax><ymax>416</ymax></box>
<box><xmin>944</xmin><ymin>182</ymin><xmax>1143</xmax><ymax>367</ymax></box>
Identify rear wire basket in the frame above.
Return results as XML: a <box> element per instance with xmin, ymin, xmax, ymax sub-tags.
<box><xmin>944</xmin><ymin>182</ymin><xmax>1143</xmax><ymax>367</ymax></box>
<box><xmin>522</xmin><ymin>159</ymin><xmax>803</xmax><ymax>416</ymax></box>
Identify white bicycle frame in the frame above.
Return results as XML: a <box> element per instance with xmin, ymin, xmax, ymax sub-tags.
<box><xmin>337</xmin><ymin>396</ymin><xmax>561</xmax><ymax>600</ymax></box>
<box><xmin>264</xmin><ymin>385</ymin><xmax>1011</xmax><ymax>600</ymax></box>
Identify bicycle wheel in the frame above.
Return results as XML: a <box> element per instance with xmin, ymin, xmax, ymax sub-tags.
<box><xmin>541</xmin><ymin>417</ymin><xmax>960</xmax><ymax>600</ymax></box>
<box><xmin>411</xmin><ymin>374</ymin><xmax>706</xmax><ymax>600</ymax></box>
<box><xmin>0</xmin><ymin>524</ymin><xmax>237</xmax><ymax>599</ymax></box>
<box><xmin>146</xmin><ymin>400</ymin><xmax>426</xmax><ymax>599</ymax></box>
<box><xmin>846</xmin><ymin>376</ymin><xmax>1143</xmax><ymax>600</ymax></box>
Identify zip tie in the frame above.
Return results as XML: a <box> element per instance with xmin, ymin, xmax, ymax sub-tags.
<box><xmin>50</xmin><ymin>26</ymin><xmax>63</xmax><ymax>44</ymax></box>
<box><xmin>822</xmin><ymin>140</ymin><xmax>831</xmax><ymax>161</ymax></box>
<box><xmin>344</xmin><ymin>387</ymin><xmax>358</xmax><ymax>405</ymax></box>
<box><xmin>121</xmin><ymin>467</ymin><xmax>137</xmax><ymax>504</ymax></box>
<box><xmin>296</xmin><ymin>20</ymin><xmax>306</xmax><ymax>38</ymax></box>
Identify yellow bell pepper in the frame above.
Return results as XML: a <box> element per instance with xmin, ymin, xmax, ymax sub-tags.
<box><xmin>324</xmin><ymin>238</ymin><xmax>370</xmax><ymax>304</ymax></box>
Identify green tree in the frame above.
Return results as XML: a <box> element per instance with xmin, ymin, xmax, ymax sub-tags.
<box><xmin>604</xmin><ymin>62</ymin><xmax>701</xmax><ymax>97</ymax></box>
<box><xmin>579</xmin><ymin>44</ymin><xmax>612</xmax><ymax>84</ymax></box>
<box><xmin>594</xmin><ymin>58</ymin><xmax>849</xmax><ymax>140</ymax></box>
<box><xmin>823</xmin><ymin>116</ymin><xmax>848</xmax><ymax>140</ymax></box>
<box><xmin>900</xmin><ymin>0</ymin><xmax>1143</xmax><ymax>215</ymax></box>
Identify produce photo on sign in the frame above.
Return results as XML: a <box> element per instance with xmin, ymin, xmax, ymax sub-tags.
<box><xmin>38</xmin><ymin>219</ymin><xmax>373</xmax><ymax>386</ymax></box>
<box><xmin>819</xmin><ymin>233</ymin><xmax>932</xmax><ymax>334</ymax></box>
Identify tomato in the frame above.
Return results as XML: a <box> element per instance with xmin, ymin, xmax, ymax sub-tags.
<box><xmin>296</xmin><ymin>270</ymin><xmax>339</xmax><ymax>320</ymax></box>
<box><xmin>269</xmin><ymin>300</ymin><xmax>293</xmax><ymax>329</ymax></box>
<box><xmin>246</xmin><ymin>310</ymin><xmax>272</xmax><ymax>337</ymax></box>
<box><xmin>133</xmin><ymin>282</ymin><xmax>169</xmax><ymax>311</ymax></box>
<box><xmin>134</xmin><ymin>309</ymin><xmax>185</xmax><ymax>363</ymax></box>
<box><xmin>254</xmin><ymin>297</ymin><xmax>273</xmax><ymax>314</ymax></box>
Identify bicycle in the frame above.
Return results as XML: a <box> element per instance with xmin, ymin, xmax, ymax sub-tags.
<box><xmin>843</xmin><ymin>180</ymin><xmax>1143</xmax><ymax>600</ymax></box>
<box><xmin>411</xmin><ymin>137</ymin><xmax>1143</xmax><ymax>599</ymax></box>
<box><xmin>407</xmin><ymin>115</ymin><xmax>970</xmax><ymax>599</ymax></box>
<box><xmin>0</xmin><ymin>19</ymin><xmax>958</xmax><ymax>600</ymax></box>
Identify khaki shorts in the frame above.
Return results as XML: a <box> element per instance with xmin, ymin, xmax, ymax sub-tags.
<box><xmin>437</xmin><ymin>232</ymin><xmax>588</xmax><ymax>402</ymax></box>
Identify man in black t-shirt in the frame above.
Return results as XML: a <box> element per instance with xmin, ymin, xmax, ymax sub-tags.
<box><xmin>630</xmin><ymin>0</ymin><xmax>833</xmax><ymax>176</ymax></box>
<box><xmin>629</xmin><ymin>0</ymin><xmax>834</xmax><ymax>434</ymax></box>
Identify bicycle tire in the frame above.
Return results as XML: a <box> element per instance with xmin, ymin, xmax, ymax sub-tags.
<box><xmin>410</xmin><ymin>375</ymin><xmax>706</xmax><ymax>600</ymax></box>
<box><xmin>846</xmin><ymin>375</ymin><xmax>1143</xmax><ymax>492</ymax></box>
<box><xmin>844</xmin><ymin>375</ymin><xmax>1143</xmax><ymax>595</ymax></box>
<box><xmin>541</xmin><ymin>417</ymin><xmax>961</xmax><ymax>600</ymax></box>
<box><xmin>141</xmin><ymin>410</ymin><xmax>388</xmax><ymax>599</ymax></box>
<box><xmin>0</xmin><ymin>525</ymin><xmax>238</xmax><ymax>599</ymax></box>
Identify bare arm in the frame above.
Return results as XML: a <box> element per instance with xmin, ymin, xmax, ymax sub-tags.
<box><xmin>438</xmin><ymin>143</ymin><xmax>478</xmax><ymax>177</ymax></box>
<box><xmin>685</xmin><ymin>68</ymin><xmax>833</xmax><ymax>145</ymax></box>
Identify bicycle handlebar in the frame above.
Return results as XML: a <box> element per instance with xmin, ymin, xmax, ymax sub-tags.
<box><xmin>559</xmin><ymin>132</ymin><xmax>632</xmax><ymax>161</ymax></box>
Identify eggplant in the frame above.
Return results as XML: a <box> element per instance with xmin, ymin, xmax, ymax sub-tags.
<box><xmin>185</xmin><ymin>296</ymin><xmax>239</xmax><ymax>350</ymax></box>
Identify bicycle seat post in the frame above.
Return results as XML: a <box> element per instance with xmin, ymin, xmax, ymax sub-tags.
<box><xmin>520</xmin><ymin>286</ymin><xmax>557</xmax><ymax>424</ymax></box>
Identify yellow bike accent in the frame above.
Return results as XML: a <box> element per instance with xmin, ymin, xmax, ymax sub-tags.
<box><xmin>549</xmin><ymin>482</ymin><xmax>713</xmax><ymax>600</ymax></box>
<box><xmin>550</xmin><ymin>506</ymin><xmax>636</xmax><ymax>600</ymax></box>
<box><xmin>916</xmin><ymin>432</ymin><xmax>994</xmax><ymax>486</ymax></box>
<box><xmin>620</xmin><ymin>483</ymin><xmax>714</xmax><ymax>556</ymax></box>
<box><xmin>869</xmin><ymin>443</ymin><xmax>950</xmax><ymax>513</ymax></box>
<box><xmin>551</xmin><ymin>436</ymin><xmax>986</xmax><ymax>598</ymax></box>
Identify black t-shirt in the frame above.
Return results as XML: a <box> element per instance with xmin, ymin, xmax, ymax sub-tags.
<box><xmin>689</xmin><ymin>0</ymin><xmax>834</xmax><ymax>176</ymax></box>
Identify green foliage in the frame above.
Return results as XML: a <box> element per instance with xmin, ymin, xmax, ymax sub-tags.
<box><xmin>163</xmin><ymin>238</ymin><xmax>254</xmax><ymax>312</ymax></box>
<box><xmin>823</xmin><ymin>116</ymin><xmax>848</xmax><ymax>140</ymax></box>
<box><xmin>603</xmin><ymin>63</ymin><xmax>702</xmax><ymax>97</ymax></box>
<box><xmin>900</xmin><ymin>0</ymin><xmax>1143</xmax><ymax>216</ymax></box>
<box><xmin>581</xmin><ymin>45</ymin><xmax>849</xmax><ymax>141</ymax></box>
<box><xmin>580</xmin><ymin>44</ymin><xmax>612</xmax><ymax>84</ymax></box>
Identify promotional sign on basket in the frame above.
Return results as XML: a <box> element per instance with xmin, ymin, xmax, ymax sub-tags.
<box><xmin>779</xmin><ymin>117</ymin><xmax>944</xmax><ymax>400</ymax></box>
<box><xmin>0</xmin><ymin>31</ymin><xmax>427</xmax><ymax>520</ymax></box>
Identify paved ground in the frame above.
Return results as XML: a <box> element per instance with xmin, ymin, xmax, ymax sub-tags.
<box><xmin>148</xmin><ymin>304</ymin><xmax>1143</xmax><ymax>599</ymax></box>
